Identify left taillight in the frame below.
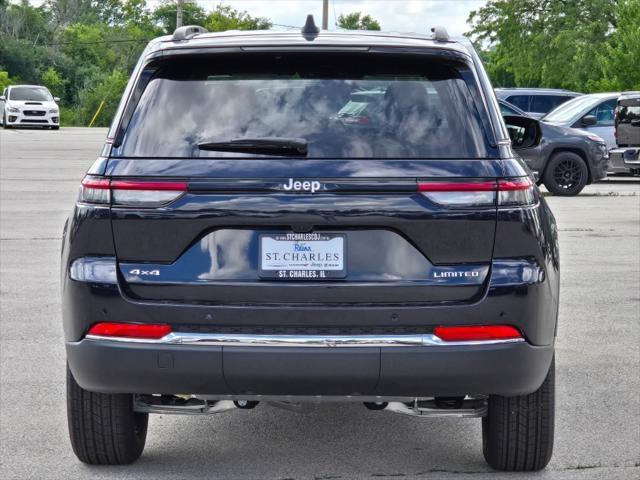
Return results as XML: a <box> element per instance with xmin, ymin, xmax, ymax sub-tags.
<box><xmin>80</xmin><ymin>177</ymin><xmax>110</xmax><ymax>204</ymax></box>
<box><xmin>79</xmin><ymin>176</ymin><xmax>187</xmax><ymax>206</ymax></box>
<box><xmin>417</xmin><ymin>177</ymin><xmax>535</xmax><ymax>207</ymax></box>
<box><xmin>87</xmin><ymin>322</ymin><xmax>172</xmax><ymax>339</ymax></box>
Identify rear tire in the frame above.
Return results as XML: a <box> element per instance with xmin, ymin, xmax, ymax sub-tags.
<box><xmin>542</xmin><ymin>152</ymin><xmax>588</xmax><ymax>196</ymax></box>
<box><xmin>482</xmin><ymin>357</ymin><xmax>554</xmax><ymax>471</ymax></box>
<box><xmin>67</xmin><ymin>365</ymin><xmax>148</xmax><ymax>465</ymax></box>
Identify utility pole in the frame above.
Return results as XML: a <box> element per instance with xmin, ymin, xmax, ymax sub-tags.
<box><xmin>176</xmin><ymin>0</ymin><xmax>184</xmax><ymax>28</ymax></box>
<box><xmin>322</xmin><ymin>0</ymin><xmax>328</xmax><ymax>30</ymax></box>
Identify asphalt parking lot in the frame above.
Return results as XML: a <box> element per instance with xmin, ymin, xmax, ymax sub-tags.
<box><xmin>0</xmin><ymin>127</ymin><xmax>638</xmax><ymax>480</ymax></box>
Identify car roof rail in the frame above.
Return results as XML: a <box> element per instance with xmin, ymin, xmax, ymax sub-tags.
<box><xmin>172</xmin><ymin>25</ymin><xmax>208</xmax><ymax>41</ymax></box>
<box><xmin>431</xmin><ymin>26</ymin><xmax>449</xmax><ymax>42</ymax></box>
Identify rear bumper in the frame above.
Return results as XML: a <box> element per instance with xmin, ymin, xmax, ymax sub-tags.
<box><xmin>608</xmin><ymin>148</ymin><xmax>640</xmax><ymax>174</ymax></box>
<box><xmin>66</xmin><ymin>336</ymin><xmax>554</xmax><ymax>397</ymax></box>
<box><xmin>63</xmin><ymin>253</ymin><xmax>559</xmax><ymax>398</ymax></box>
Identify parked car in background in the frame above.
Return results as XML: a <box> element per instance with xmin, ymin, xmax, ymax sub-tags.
<box><xmin>543</xmin><ymin>93</ymin><xmax>620</xmax><ymax>150</ymax></box>
<box><xmin>609</xmin><ymin>92</ymin><xmax>640</xmax><ymax>175</ymax></box>
<box><xmin>499</xmin><ymin>100</ymin><xmax>608</xmax><ymax>195</ymax></box>
<box><xmin>0</xmin><ymin>85</ymin><xmax>60</xmax><ymax>129</ymax></box>
<box><xmin>615</xmin><ymin>92</ymin><xmax>640</xmax><ymax>147</ymax></box>
<box><xmin>495</xmin><ymin>88</ymin><xmax>581</xmax><ymax>119</ymax></box>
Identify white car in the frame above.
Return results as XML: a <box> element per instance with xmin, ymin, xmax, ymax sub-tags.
<box><xmin>542</xmin><ymin>92</ymin><xmax>620</xmax><ymax>150</ymax></box>
<box><xmin>0</xmin><ymin>84</ymin><xmax>60</xmax><ymax>129</ymax></box>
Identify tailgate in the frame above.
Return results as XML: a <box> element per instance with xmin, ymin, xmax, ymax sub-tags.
<box><xmin>108</xmin><ymin>158</ymin><xmax>501</xmax><ymax>305</ymax></box>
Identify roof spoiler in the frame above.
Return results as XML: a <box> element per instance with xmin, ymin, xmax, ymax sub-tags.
<box><xmin>431</xmin><ymin>26</ymin><xmax>449</xmax><ymax>42</ymax></box>
<box><xmin>172</xmin><ymin>25</ymin><xmax>208</xmax><ymax>41</ymax></box>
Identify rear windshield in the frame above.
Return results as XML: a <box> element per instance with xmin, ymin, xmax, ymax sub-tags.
<box><xmin>114</xmin><ymin>53</ymin><xmax>495</xmax><ymax>159</ymax></box>
<box><xmin>617</xmin><ymin>102</ymin><xmax>640</xmax><ymax>123</ymax></box>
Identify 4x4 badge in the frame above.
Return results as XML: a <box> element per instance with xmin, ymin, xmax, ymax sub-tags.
<box><xmin>129</xmin><ymin>269</ymin><xmax>160</xmax><ymax>276</ymax></box>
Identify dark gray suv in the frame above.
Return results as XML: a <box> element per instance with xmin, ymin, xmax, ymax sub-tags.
<box><xmin>62</xmin><ymin>20</ymin><xmax>559</xmax><ymax>471</ymax></box>
<box><xmin>499</xmin><ymin>99</ymin><xmax>609</xmax><ymax>195</ymax></box>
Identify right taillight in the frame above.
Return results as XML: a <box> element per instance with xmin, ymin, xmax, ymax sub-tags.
<box><xmin>418</xmin><ymin>177</ymin><xmax>535</xmax><ymax>207</ymax></box>
<box><xmin>434</xmin><ymin>324</ymin><xmax>523</xmax><ymax>342</ymax></box>
<box><xmin>497</xmin><ymin>177</ymin><xmax>535</xmax><ymax>206</ymax></box>
<box><xmin>79</xmin><ymin>176</ymin><xmax>187</xmax><ymax>206</ymax></box>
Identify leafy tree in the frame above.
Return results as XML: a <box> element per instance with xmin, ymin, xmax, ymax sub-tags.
<box><xmin>205</xmin><ymin>4</ymin><xmax>271</xmax><ymax>31</ymax></box>
<box><xmin>594</xmin><ymin>0</ymin><xmax>640</xmax><ymax>90</ymax></box>
<box><xmin>477</xmin><ymin>47</ymin><xmax>516</xmax><ymax>87</ymax></box>
<box><xmin>0</xmin><ymin>70</ymin><xmax>18</xmax><ymax>93</ymax></box>
<box><xmin>45</xmin><ymin>0</ymin><xmax>153</xmax><ymax>27</ymax></box>
<box><xmin>121</xmin><ymin>0</ymin><xmax>154</xmax><ymax>27</ymax></box>
<box><xmin>41</xmin><ymin>66</ymin><xmax>67</xmax><ymax>99</ymax></box>
<box><xmin>337</xmin><ymin>12</ymin><xmax>381</xmax><ymax>30</ymax></box>
<box><xmin>0</xmin><ymin>38</ymin><xmax>58</xmax><ymax>87</ymax></box>
<box><xmin>45</xmin><ymin>0</ymin><xmax>96</xmax><ymax>28</ymax></box>
<box><xmin>153</xmin><ymin>0</ymin><xmax>208</xmax><ymax>34</ymax></box>
<box><xmin>75</xmin><ymin>69</ymin><xmax>129</xmax><ymax>126</ymax></box>
<box><xmin>466</xmin><ymin>0</ymin><xmax>620</xmax><ymax>91</ymax></box>
<box><xmin>58</xmin><ymin>23</ymin><xmax>116</xmax><ymax>70</ymax></box>
<box><xmin>0</xmin><ymin>0</ymin><xmax>280</xmax><ymax>125</ymax></box>
<box><xmin>1</xmin><ymin>0</ymin><xmax>51</xmax><ymax>40</ymax></box>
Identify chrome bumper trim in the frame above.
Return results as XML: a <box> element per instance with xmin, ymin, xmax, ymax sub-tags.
<box><xmin>132</xmin><ymin>396</ymin><xmax>488</xmax><ymax>417</ymax></box>
<box><xmin>85</xmin><ymin>332</ymin><xmax>525</xmax><ymax>347</ymax></box>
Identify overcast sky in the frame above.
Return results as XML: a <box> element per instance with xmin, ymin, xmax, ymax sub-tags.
<box><xmin>185</xmin><ymin>1</ymin><xmax>486</xmax><ymax>36</ymax></box>
<box><xmin>24</xmin><ymin>0</ymin><xmax>487</xmax><ymax>36</ymax></box>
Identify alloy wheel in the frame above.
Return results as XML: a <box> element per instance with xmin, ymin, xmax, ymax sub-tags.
<box><xmin>553</xmin><ymin>158</ymin><xmax>583</xmax><ymax>190</ymax></box>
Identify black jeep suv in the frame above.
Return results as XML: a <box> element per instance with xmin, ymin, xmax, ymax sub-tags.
<box><xmin>62</xmin><ymin>21</ymin><xmax>559</xmax><ymax>471</ymax></box>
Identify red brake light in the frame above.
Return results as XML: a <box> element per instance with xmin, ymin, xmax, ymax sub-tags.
<box><xmin>418</xmin><ymin>181</ymin><xmax>497</xmax><ymax>192</ymax></box>
<box><xmin>110</xmin><ymin>180</ymin><xmax>188</xmax><ymax>191</ymax></box>
<box><xmin>497</xmin><ymin>177</ymin><xmax>533</xmax><ymax>191</ymax></box>
<box><xmin>417</xmin><ymin>178</ymin><xmax>535</xmax><ymax>207</ymax></box>
<box><xmin>88</xmin><ymin>322</ymin><xmax>172</xmax><ymax>339</ymax></box>
<box><xmin>417</xmin><ymin>180</ymin><xmax>497</xmax><ymax>207</ymax></box>
<box><xmin>434</xmin><ymin>325</ymin><xmax>523</xmax><ymax>342</ymax></box>
<box><xmin>81</xmin><ymin>178</ymin><xmax>110</xmax><ymax>189</ymax></box>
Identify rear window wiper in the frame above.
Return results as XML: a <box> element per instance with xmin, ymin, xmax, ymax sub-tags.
<box><xmin>198</xmin><ymin>137</ymin><xmax>308</xmax><ymax>156</ymax></box>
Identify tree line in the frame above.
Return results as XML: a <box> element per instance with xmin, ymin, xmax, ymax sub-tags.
<box><xmin>0</xmin><ymin>0</ymin><xmax>384</xmax><ymax>126</ymax></box>
<box><xmin>1</xmin><ymin>0</ymin><xmax>638</xmax><ymax>127</ymax></box>
<box><xmin>467</xmin><ymin>0</ymin><xmax>640</xmax><ymax>92</ymax></box>
<box><xmin>0</xmin><ymin>0</ymin><xmax>274</xmax><ymax>126</ymax></box>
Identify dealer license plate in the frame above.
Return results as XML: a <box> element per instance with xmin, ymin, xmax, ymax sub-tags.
<box><xmin>259</xmin><ymin>233</ymin><xmax>346</xmax><ymax>280</ymax></box>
